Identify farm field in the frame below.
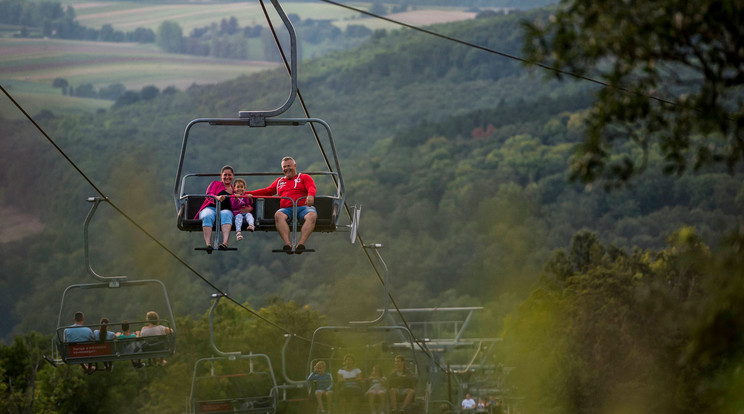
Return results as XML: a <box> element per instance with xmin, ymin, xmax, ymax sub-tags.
<box><xmin>66</xmin><ymin>1</ymin><xmax>368</xmax><ymax>32</ymax></box>
<box><xmin>0</xmin><ymin>38</ymin><xmax>277</xmax><ymax>119</ymax></box>
<box><xmin>1</xmin><ymin>79</ymin><xmax>111</xmax><ymax>119</ymax></box>
<box><xmin>0</xmin><ymin>38</ymin><xmax>275</xmax><ymax>89</ymax></box>
<box><xmin>0</xmin><ymin>1</ymin><xmax>476</xmax><ymax>119</ymax></box>
<box><xmin>63</xmin><ymin>1</ymin><xmax>475</xmax><ymax>34</ymax></box>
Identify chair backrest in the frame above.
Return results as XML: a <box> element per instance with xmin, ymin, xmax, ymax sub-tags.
<box><xmin>253</xmin><ymin>197</ymin><xmax>338</xmax><ymax>232</ymax></box>
<box><xmin>178</xmin><ymin>196</ymin><xmax>208</xmax><ymax>232</ymax></box>
<box><xmin>178</xmin><ymin>196</ymin><xmax>256</xmax><ymax>232</ymax></box>
<box><xmin>57</xmin><ymin>333</ymin><xmax>175</xmax><ymax>364</ymax></box>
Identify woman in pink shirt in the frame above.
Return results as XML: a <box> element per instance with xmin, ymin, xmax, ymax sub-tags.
<box><xmin>195</xmin><ymin>165</ymin><xmax>235</xmax><ymax>253</ymax></box>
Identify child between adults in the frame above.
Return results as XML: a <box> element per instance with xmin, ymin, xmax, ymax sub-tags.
<box><xmin>366</xmin><ymin>365</ymin><xmax>388</xmax><ymax>414</ymax></box>
<box><xmin>231</xmin><ymin>178</ymin><xmax>255</xmax><ymax>241</ymax></box>
<box><xmin>93</xmin><ymin>317</ymin><xmax>116</xmax><ymax>372</ymax></box>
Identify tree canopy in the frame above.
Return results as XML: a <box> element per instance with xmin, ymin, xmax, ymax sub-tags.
<box><xmin>503</xmin><ymin>228</ymin><xmax>744</xmax><ymax>413</ymax></box>
<box><xmin>522</xmin><ymin>0</ymin><xmax>744</xmax><ymax>185</ymax></box>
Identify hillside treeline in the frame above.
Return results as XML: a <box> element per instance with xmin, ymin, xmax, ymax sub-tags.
<box><xmin>158</xmin><ymin>15</ymin><xmax>376</xmax><ymax>60</ymax></box>
<box><xmin>0</xmin><ymin>0</ymin><xmax>155</xmax><ymax>42</ymax></box>
<box><xmin>1</xmin><ymin>7</ymin><xmax>742</xmax><ymax>413</ymax></box>
<box><xmin>0</xmin><ymin>0</ymin><xmax>370</xmax><ymax>60</ymax></box>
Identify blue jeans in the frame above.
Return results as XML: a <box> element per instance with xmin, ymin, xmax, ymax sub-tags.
<box><xmin>199</xmin><ymin>206</ymin><xmax>234</xmax><ymax>228</ymax></box>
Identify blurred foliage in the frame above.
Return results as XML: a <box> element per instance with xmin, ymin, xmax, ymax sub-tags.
<box><xmin>522</xmin><ymin>0</ymin><xmax>744</xmax><ymax>186</ymax></box>
<box><xmin>0</xmin><ymin>299</ymin><xmax>321</xmax><ymax>414</ymax></box>
<box><xmin>503</xmin><ymin>228</ymin><xmax>744</xmax><ymax>413</ymax></box>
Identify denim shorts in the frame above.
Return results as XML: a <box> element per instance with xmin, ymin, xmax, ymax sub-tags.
<box><xmin>199</xmin><ymin>206</ymin><xmax>234</xmax><ymax>227</ymax></box>
<box><xmin>278</xmin><ymin>205</ymin><xmax>317</xmax><ymax>221</ymax></box>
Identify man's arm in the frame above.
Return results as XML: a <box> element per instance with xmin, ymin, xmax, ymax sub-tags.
<box><xmin>247</xmin><ymin>179</ymin><xmax>279</xmax><ymax>197</ymax></box>
<box><xmin>302</xmin><ymin>174</ymin><xmax>316</xmax><ymax>206</ymax></box>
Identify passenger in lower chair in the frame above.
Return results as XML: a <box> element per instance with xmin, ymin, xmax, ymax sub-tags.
<box><xmin>116</xmin><ymin>321</ymin><xmax>143</xmax><ymax>368</ymax></box>
<box><xmin>139</xmin><ymin>311</ymin><xmax>173</xmax><ymax>367</ymax></box>
<box><xmin>337</xmin><ymin>354</ymin><xmax>363</xmax><ymax>414</ymax></box>
<box><xmin>64</xmin><ymin>311</ymin><xmax>96</xmax><ymax>374</ymax></box>
<box><xmin>388</xmin><ymin>354</ymin><xmax>417</xmax><ymax>413</ymax></box>
<box><xmin>308</xmin><ymin>360</ymin><xmax>334</xmax><ymax>414</ymax></box>
<box><xmin>366</xmin><ymin>365</ymin><xmax>388</xmax><ymax>414</ymax></box>
<box><xmin>93</xmin><ymin>317</ymin><xmax>116</xmax><ymax>372</ymax></box>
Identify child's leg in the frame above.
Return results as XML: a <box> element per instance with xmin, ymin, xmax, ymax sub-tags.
<box><xmin>235</xmin><ymin>213</ymin><xmax>244</xmax><ymax>230</ymax></box>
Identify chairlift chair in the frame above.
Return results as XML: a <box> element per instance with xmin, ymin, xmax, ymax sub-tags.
<box><xmin>173</xmin><ymin>0</ymin><xmax>359</xmax><ymax>253</ymax></box>
<box><xmin>49</xmin><ymin>198</ymin><xmax>177</xmax><ymax>368</ymax></box>
<box><xmin>188</xmin><ymin>294</ymin><xmax>279</xmax><ymax>414</ymax></box>
<box><xmin>53</xmin><ymin>280</ymin><xmax>177</xmax><ymax>367</ymax></box>
<box><xmin>189</xmin><ymin>355</ymin><xmax>278</xmax><ymax>414</ymax></box>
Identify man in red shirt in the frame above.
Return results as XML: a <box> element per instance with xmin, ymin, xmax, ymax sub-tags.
<box><xmin>248</xmin><ymin>156</ymin><xmax>317</xmax><ymax>254</ymax></box>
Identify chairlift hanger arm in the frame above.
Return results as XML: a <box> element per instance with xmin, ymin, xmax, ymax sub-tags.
<box><xmin>208</xmin><ymin>294</ymin><xmax>241</xmax><ymax>358</ymax></box>
<box><xmin>240</xmin><ymin>0</ymin><xmax>297</xmax><ymax>121</ymax></box>
<box><xmin>349</xmin><ymin>243</ymin><xmax>389</xmax><ymax>325</ymax></box>
<box><xmin>84</xmin><ymin>197</ymin><xmax>127</xmax><ymax>283</ymax></box>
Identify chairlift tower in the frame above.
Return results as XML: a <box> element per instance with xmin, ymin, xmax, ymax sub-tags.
<box><xmin>381</xmin><ymin>307</ymin><xmax>520</xmax><ymax>414</ymax></box>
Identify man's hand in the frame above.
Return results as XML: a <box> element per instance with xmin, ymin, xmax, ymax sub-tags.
<box><xmin>306</xmin><ymin>195</ymin><xmax>314</xmax><ymax>207</ymax></box>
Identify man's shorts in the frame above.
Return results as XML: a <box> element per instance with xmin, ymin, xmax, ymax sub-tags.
<box><xmin>278</xmin><ymin>205</ymin><xmax>317</xmax><ymax>221</ymax></box>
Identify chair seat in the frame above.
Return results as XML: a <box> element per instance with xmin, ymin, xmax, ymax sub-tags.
<box><xmin>178</xmin><ymin>196</ymin><xmax>338</xmax><ymax>233</ymax></box>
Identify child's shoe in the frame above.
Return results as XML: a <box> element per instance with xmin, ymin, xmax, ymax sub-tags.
<box><xmin>247</xmin><ymin>225</ymin><xmax>255</xmax><ymax>232</ymax></box>
<box><xmin>236</xmin><ymin>231</ymin><xmax>243</xmax><ymax>241</ymax></box>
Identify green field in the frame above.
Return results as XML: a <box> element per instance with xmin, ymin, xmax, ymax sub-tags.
<box><xmin>0</xmin><ymin>38</ymin><xmax>278</xmax><ymax>119</ymax></box>
<box><xmin>1</xmin><ymin>38</ymin><xmax>275</xmax><ymax>87</ymax></box>
<box><xmin>1</xmin><ymin>79</ymin><xmax>111</xmax><ymax>119</ymax></box>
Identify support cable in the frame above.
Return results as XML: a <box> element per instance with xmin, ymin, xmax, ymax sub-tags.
<box><xmin>0</xmin><ymin>84</ymin><xmax>313</xmax><ymax>343</ymax></box>
<box><xmin>319</xmin><ymin>0</ymin><xmax>681</xmax><ymax>109</ymax></box>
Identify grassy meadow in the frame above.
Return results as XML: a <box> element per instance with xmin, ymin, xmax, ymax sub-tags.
<box><xmin>0</xmin><ymin>38</ymin><xmax>277</xmax><ymax>119</ymax></box>
<box><xmin>1</xmin><ymin>79</ymin><xmax>111</xmax><ymax>119</ymax></box>
<box><xmin>0</xmin><ymin>38</ymin><xmax>276</xmax><ymax>88</ymax></box>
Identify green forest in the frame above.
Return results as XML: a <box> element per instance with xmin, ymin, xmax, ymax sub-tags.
<box><xmin>1</xmin><ymin>3</ymin><xmax>743</xmax><ymax>413</ymax></box>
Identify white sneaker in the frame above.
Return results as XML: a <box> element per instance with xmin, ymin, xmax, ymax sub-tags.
<box><xmin>236</xmin><ymin>231</ymin><xmax>243</xmax><ymax>241</ymax></box>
